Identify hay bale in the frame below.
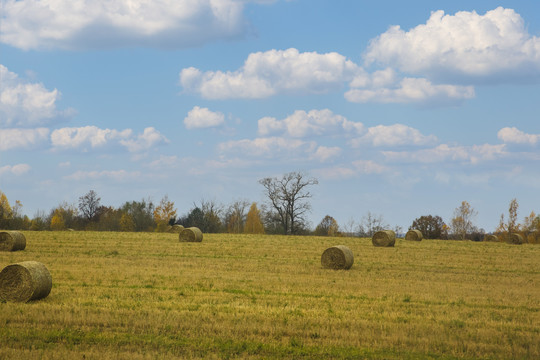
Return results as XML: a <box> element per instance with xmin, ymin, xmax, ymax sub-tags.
<box><xmin>0</xmin><ymin>231</ymin><xmax>26</xmax><ymax>251</ymax></box>
<box><xmin>507</xmin><ymin>233</ymin><xmax>526</xmax><ymax>245</ymax></box>
<box><xmin>321</xmin><ymin>245</ymin><xmax>354</xmax><ymax>270</ymax></box>
<box><xmin>372</xmin><ymin>230</ymin><xmax>396</xmax><ymax>247</ymax></box>
<box><xmin>179</xmin><ymin>227</ymin><xmax>203</xmax><ymax>242</ymax></box>
<box><xmin>484</xmin><ymin>234</ymin><xmax>499</xmax><ymax>242</ymax></box>
<box><xmin>405</xmin><ymin>229</ymin><xmax>423</xmax><ymax>241</ymax></box>
<box><xmin>169</xmin><ymin>224</ymin><xmax>184</xmax><ymax>234</ymax></box>
<box><xmin>0</xmin><ymin>261</ymin><xmax>52</xmax><ymax>302</ymax></box>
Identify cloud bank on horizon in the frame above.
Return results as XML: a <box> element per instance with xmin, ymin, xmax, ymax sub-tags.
<box><xmin>0</xmin><ymin>1</ymin><xmax>539</xmax><ymax>230</ymax></box>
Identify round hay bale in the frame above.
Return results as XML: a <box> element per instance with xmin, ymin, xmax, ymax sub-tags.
<box><xmin>507</xmin><ymin>233</ymin><xmax>525</xmax><ymax>245</ymax></box>
<box><xmin>0</xmin><ymin>261</ymin><xmax>52</xmax><ymax>302</ymax></box>
<box><xmin>179</xmin><ymin>227</ymin><xmax>203</xmax><ymax>242</ymax></box>
<box><xmin>0</xmin><ymin>231</ymin><xmax>26</xmax><ymax>251</ymax></box>
<box><xmin>372</xmin><ymin>230</ymin><xmax>396</xmax><ymax>247</ymax></box>
<box><xmin>484</xmin><ymin>234</ymin><xmax>499</xmax><ymax>242</ymax></box>
<box><xmin>170</xmin><ymin>224</ymin><xmax>184</xmax><ymax>234</ymax></box>
<box><xmin>321</xmin><ymin>245</ymin><xmax>354</xmax><ymax>270</ymax></box>
<box><xmin>405</xmin><ymin>229</ymin><xmax>423</xmax><ymax>241</ymax></box>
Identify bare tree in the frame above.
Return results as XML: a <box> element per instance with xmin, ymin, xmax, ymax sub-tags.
<box><xmin>451</xmin><ymin>201</ymin><xmax>478</xmax><ymax>240</ymax></box>
<box><xmin>507</xmin><ymin>198</ymin><xmax>519</xmax><ymax>234</ymax></box>
<box><xmin>259</xmin><ymin>172</ymin><xmax>318</xmax><ymax>235</ymax></box>
<box><xmin>78</xmin><ymin>190</ymin><xmax>101</xmax><ymax>222</ymax></box>
<box><xmin>182</xmin><ymin>198</ymin><xmax>223</xmax><ymax>233</ymax></box>
<box><xmin>357</xmin><ymin>211</ymin><xmax>388</xmax><ymax>237</ymax></box>
<box><xmin>495</xmin><ymin>198</ymin><xmax>520</xmax><ymax>241</ymax></box>
<box><xmin>224</xmin><ymin>199</ymin><xmax>250</xmax><ymax>233</ymax></box>
<box><xmin>340</xmin><ymin>217</ymin><xmax>357</xmax><ymax>237</ymax></box>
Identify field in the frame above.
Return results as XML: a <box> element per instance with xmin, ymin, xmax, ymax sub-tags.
<box><xmin>1</xmin><ymin>232</ymin><xmax>539</xmax><ymax>359</ymax></box>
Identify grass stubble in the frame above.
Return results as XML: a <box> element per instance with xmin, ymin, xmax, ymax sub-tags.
<box><xmin>0</xmin><ymin>232</ymin><xmax>538</xmax><ymax>359</ymax></box>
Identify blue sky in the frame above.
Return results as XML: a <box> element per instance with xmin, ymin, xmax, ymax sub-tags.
<box><xmin>1</xmin><ymin>0</ymin><xmax>539</xmax><ymax>232</ymax></box>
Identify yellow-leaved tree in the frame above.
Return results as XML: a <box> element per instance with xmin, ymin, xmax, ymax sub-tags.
<box><xmin>153</xmin><ymin>195</ymin><xmax>177</xmax><ymax>232</ymax></box>
<box><xmin>0</xmin><ymin>190</ymin><xmax>13</xmax><ymax>229</ymax></box>
<box><xmin>119</xmin><ymin>213</ymin><xmax>135</xmax><ymax>232</ymax></box>
<box><xmin>50</xmin><ymin>210</ymin><xmax>66</xmax><ymax>231</ymax></box>
<box><xmin>244</xmin><ymin>203</ymin><xmax>264</xmax><ymax>234</ymax></box>
<box><xmin>495</xmin><ymin>198</ymin><xmax>519</xmax><ymax>242</ymax></box>
<box><xmin>521</xmin><ymin>211</ymin><xmax>539</xmax><ymax>244</ymax></box>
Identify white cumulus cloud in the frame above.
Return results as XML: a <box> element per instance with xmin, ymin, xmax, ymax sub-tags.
<box><xmin>0</xmin><ymin>128</ymin><xmax>50</xmax><ymax>150</ymax></box>
<box><xmin>120</xmin><ymin>127</ymin><xmax>169</xmax><ymax>152</ymax></box>
<box><xmin>218</xmin><ymin>136</ymin><xmax>316</xmax><ymax>158</ymax></box>
<box><xmin>51</xmin><ymin>126</ymin><xmax>132</xmax><ymax>150</ymax></box>
<box><xmin>351</xmin><ymin>124</ymin><xmax>437</xmax><ymax>147</ymax></box>
<box><xmin>258</xmin><ymin>109</ymin><xmax>363</xmax><ymax>137</ymax></box>
<box><xmin>312</xmin><ymin>146</ymin><xmax>342</xmax><ymax>162</ymax></box>
<box><xmin>0</xmin><ymin>64</ymin><xmax>73</xmax><ymax>127</ymax></box>
<box><xmin>0</xmin><ymin>0</ymin><xmax>262</xmax><ymax>50</ymax></box>
<box><xmin>497</xmin><ymin>127</ymin><xmax>540</xmax><ymax>145</ymax></box>
<box><xmin>180</xmin><ymin>45</ymin><xmax>487</xmax><ymax>105</ymax></box>
<box><xmin>51</xmin><ymin>126</ymin><xmax>168</xmax><ymax>152</ymax></box>
<box><xmin>364</xmin><ymin>7</ymin><xmax>540</xmax><ymax>83</ymax></box>
<box><xmin>346</xmin><ymin>77</ymin><xmax>475</xmax><ymax>105</ymax></box>
<box><xmin>383</xmin><ymin>143</ymin><xmax>507</xmax><ymax>164</ymax></box>
<box><xmin>180</xmin><ymin>48</ymin><xmax>359</xmax><ymax>99</ymax></box>
<box><xmin>184</xmin><ymin>106</ymin><xmax>225</xmax><ymax>129</ymax></box>
<box><xmin>0</xmin><ymin>164</ymin><xmax>31</xmax><ymax>176</ymax></box>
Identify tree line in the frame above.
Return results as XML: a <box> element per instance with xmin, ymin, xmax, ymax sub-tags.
<box><xmin>0</xmin><ymin>189</ymin><xmax>265</xmax><ymax>234</ymax></box>
<box><xmin>0</xmin><ymin>172</ymin><xmax>538</xmax><ymax>243</ymax></box>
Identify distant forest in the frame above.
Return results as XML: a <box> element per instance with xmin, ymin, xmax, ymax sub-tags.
<box><xmin>1</xmin><ymin>176</ymin><xmax>539</xmax><ymax>244</ymax></box>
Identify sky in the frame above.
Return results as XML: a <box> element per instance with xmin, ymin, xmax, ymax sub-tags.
<box><xmin>1</xmin><ymin>0</ymin><xmax>539</xmax><ymax>232</ymax></box>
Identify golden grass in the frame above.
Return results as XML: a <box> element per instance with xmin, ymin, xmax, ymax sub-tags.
<box><xmin>0</xmin><ymin>232</ymin><xmax>539</xmax><ymax>359</ymax></box>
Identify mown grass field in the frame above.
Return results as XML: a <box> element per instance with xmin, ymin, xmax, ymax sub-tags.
<box><xmin>0</xmin><ymin>231</ymin><xmax>539</xmax><ymax>359</ymax></box>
